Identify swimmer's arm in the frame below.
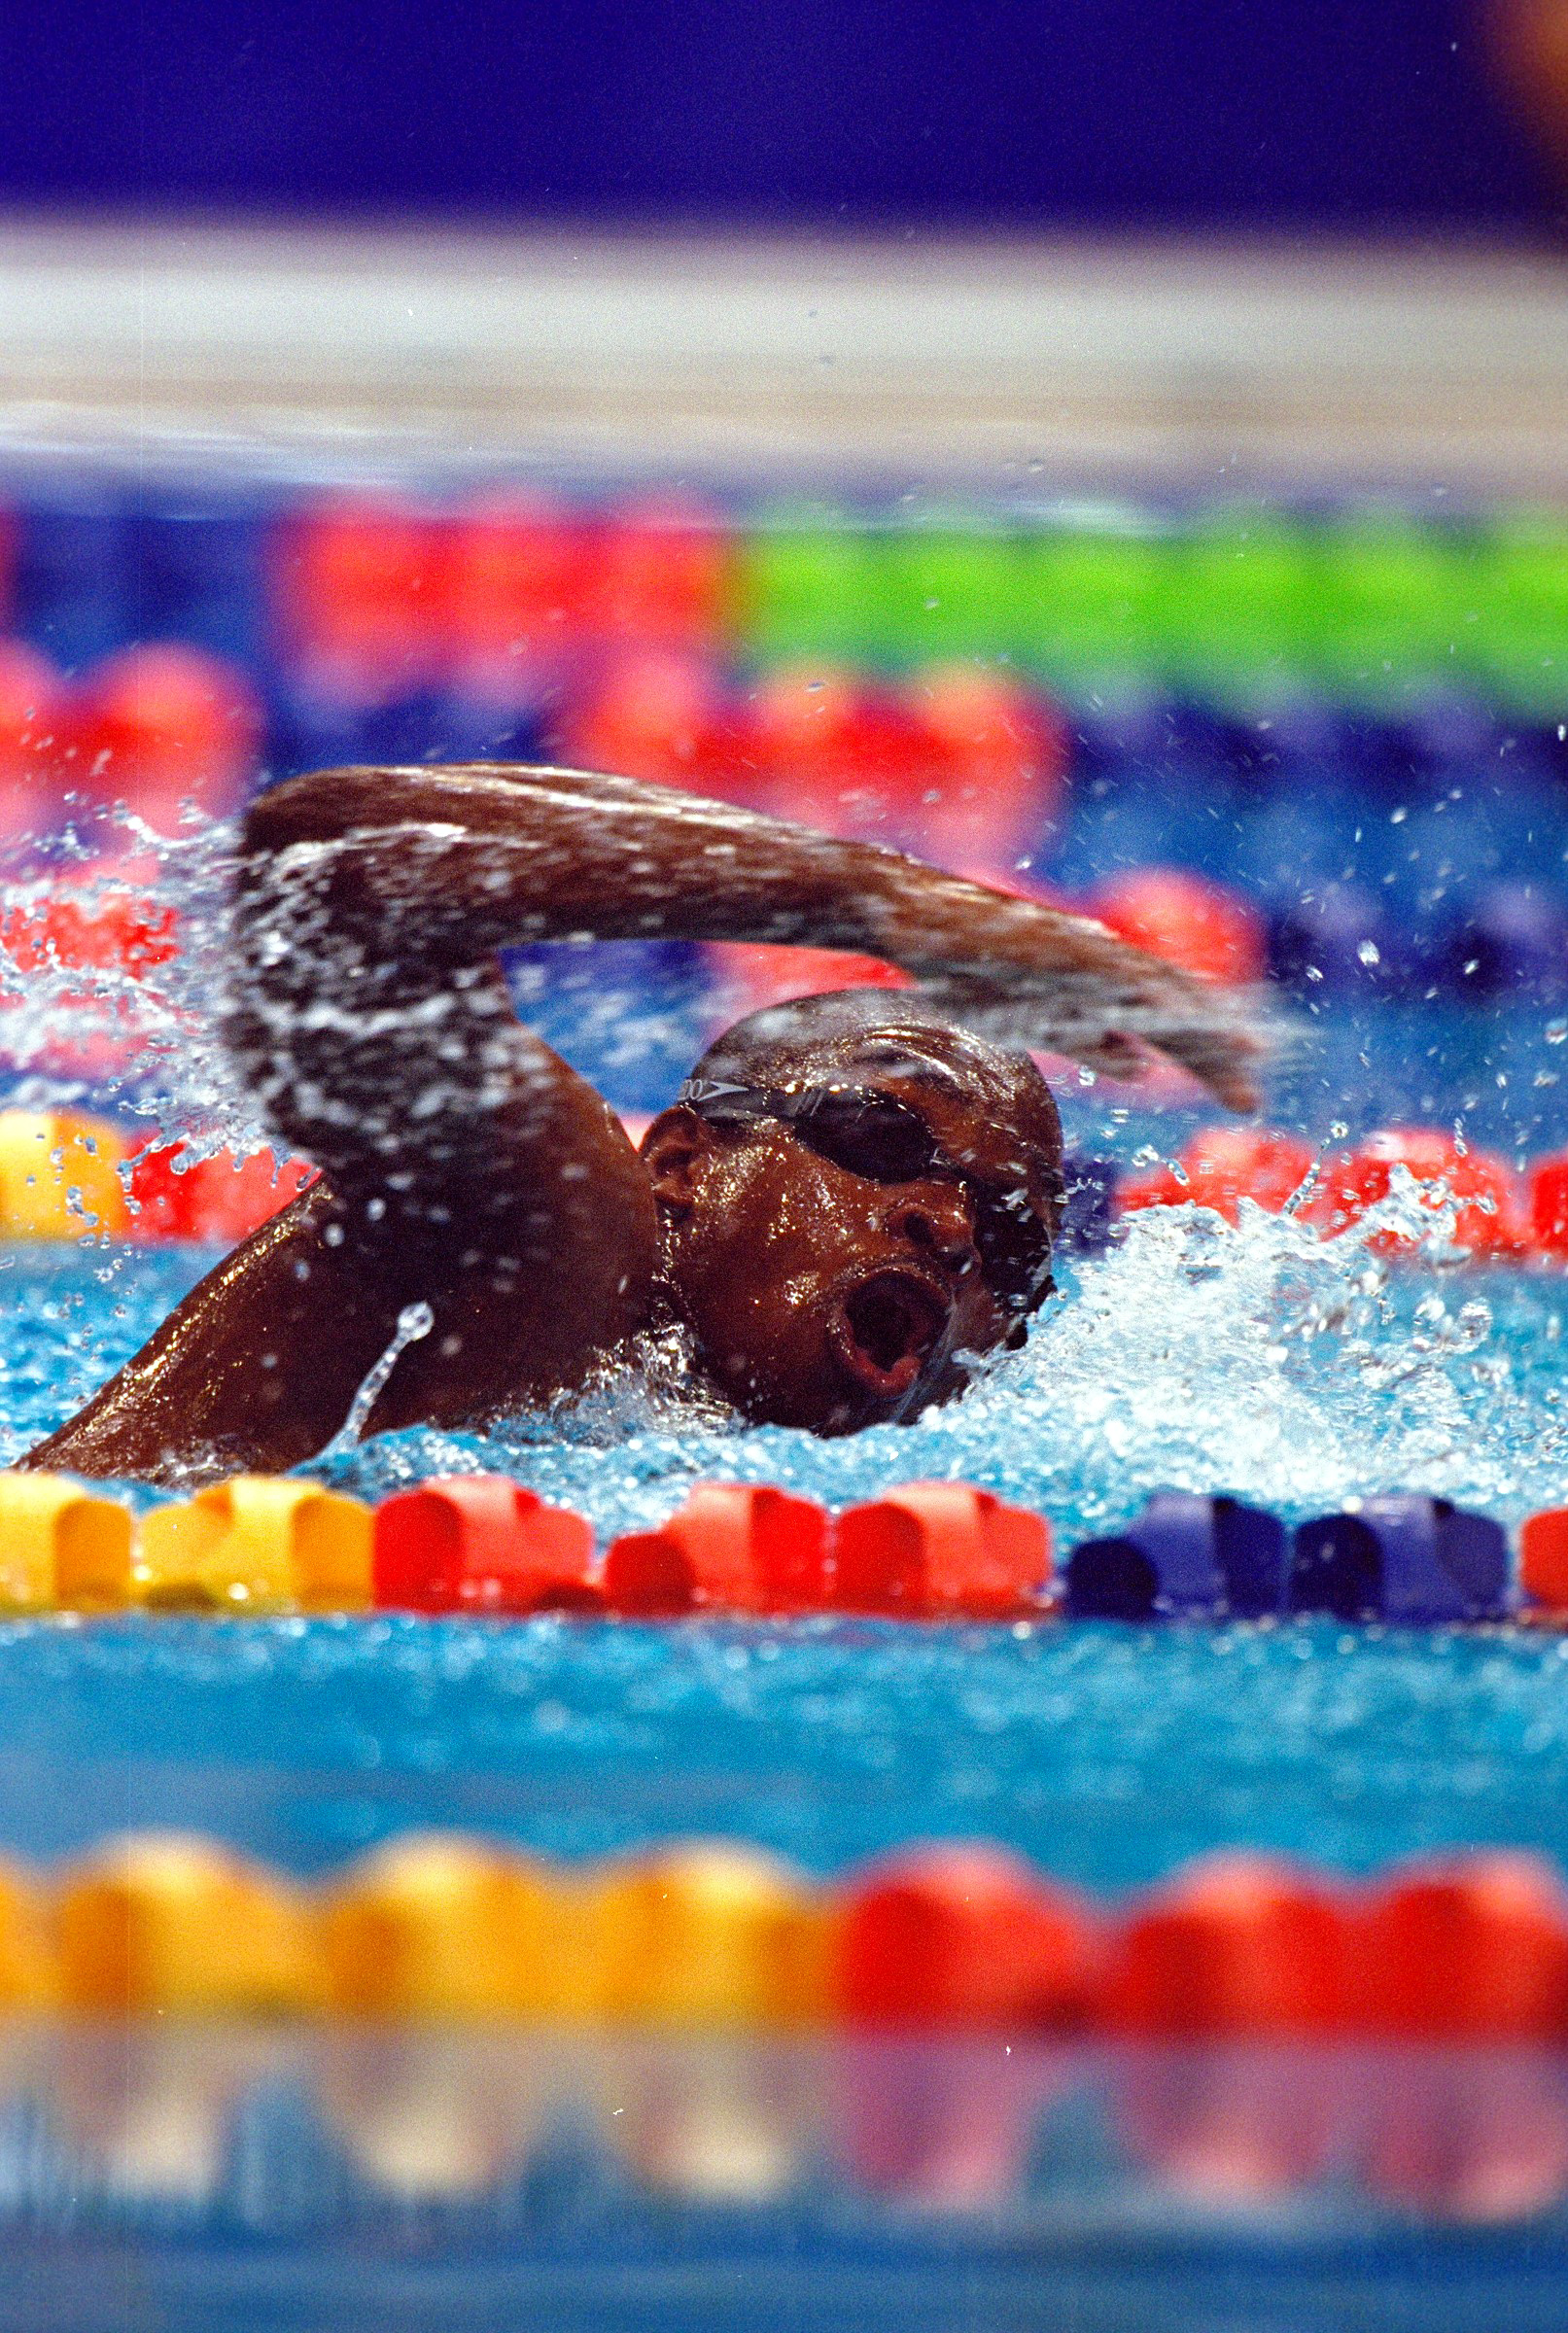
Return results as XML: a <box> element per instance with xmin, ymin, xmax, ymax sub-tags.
<box><xmin>241</xmin><ymin>763</ymin><xmax>1260</xmax><ymax>1108</ymax></box>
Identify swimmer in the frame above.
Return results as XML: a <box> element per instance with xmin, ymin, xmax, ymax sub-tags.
<box><xmin>23</xmin><ymin>764</ymin><xmax>1258</xmax><ymax>1481</ymax></box>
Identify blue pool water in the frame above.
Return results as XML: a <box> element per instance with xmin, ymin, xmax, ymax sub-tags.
<box><xmin>7</xmin><ymin>864</ymin><xmax>1568</xmax><ymax>2325</ymax></box>
<box><xmin>2</xmin><ymin>1165</ymin><xmax>1568</xmax><ymax>1889</ymax></box>
<box><xmin>2</xmin><ymin>1607</ymin><xmax>1568</xmax><ymax>1887</ymax></box>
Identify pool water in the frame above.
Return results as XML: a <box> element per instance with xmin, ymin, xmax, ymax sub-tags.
<box><xmin>6</xmin><ymin>842</ymin><xmax>1568</xmax><ymax>2326</ymax></box>
<box><xmin>3</xmin><ymin>1186</ymin><xmax>1568</xmax><ymax>1887</ymax></box>
<box><xmin>2</xmin><ymin>819</ymin><xmax>1568</xmax><ymax>1897</ymax></box>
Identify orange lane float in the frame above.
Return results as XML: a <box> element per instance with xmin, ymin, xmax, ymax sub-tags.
<box><xmin>0</xmin><ymin>1110</ymin><xmax>131</xmax><ymax>1239</ymax></box>
<box><xmin>0</xmin><ymin>1859</ymin><xmax>54</xmax><ymax>2010</ymax></box>
<box><xmin>587</xmin><ymin>496</ymin><xmax>738</xmax><ymax>655</ymax></box>
<box><xmin>0</xmin><ymin>1472</ymin><xmax>133</xmax><ymax>1612</ymax></box>
<box><xmin>135</xmin><ymin>1478</ymin><xmax>373</xmax><ymax>1614</ymax></box>
<box><xmin>321</xmin><ymin>1832</ymin><xmax>571</xmax><ymax>2019</ymax></box>
<box><xmin>56</xmin><ymin>1833</ymin><xmax>322</xmax><ymax>2016</ymax></box>
<box><xmin>591</xmin><ymin>1840</ymin><xmax>832</xmax><ymax>2027</ymax></box>
<box><xmin>0</xmin><ymin>640</ymin><xmax>67</xmax><ymax>842</ymax></box>
<box><xmin>1175</xmin><ymin>1128</ymin><xmax>1318</xmax><ymax>1222</ymax></box>
<box><xmin>602</xmin><ymin>1480</ymin><xmax>1050</xmax><ymax>1621</ymax></box>
<box><xmin>272</xmin><ymin>492</ymin><xmax>447</xmax><ymax>697</ymax></box>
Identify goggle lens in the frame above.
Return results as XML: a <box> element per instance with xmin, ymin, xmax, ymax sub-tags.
<box><xmin>789</xmin><ymin>1090</ymin><xmax>941</xmax><ymax>1185</ymax></box>
<box><xmin>791</xmin><ymin>1091</ymin><xmax>1055</xmax><ymax>1318</ymax></box>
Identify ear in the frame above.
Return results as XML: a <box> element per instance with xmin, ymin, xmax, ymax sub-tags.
<box><xmin>640</xmin><ymin>1105</ymin><xmax>721</xmax><ymax>1223</ymax></box>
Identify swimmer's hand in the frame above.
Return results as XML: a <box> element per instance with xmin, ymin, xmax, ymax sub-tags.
<box><xmin>875</xmin><ymin>886</ymin><xmax>1266</xmax><ymax>1112</ymax></box>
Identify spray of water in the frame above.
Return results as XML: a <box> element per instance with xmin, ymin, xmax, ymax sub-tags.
<box><xmin>0</xmin><ymin>812</ymin><xmax>262</xmax><ymax>1156</ymax></box>
<box><xmin>0</xmin><ymin>810</ymin><xmax>1562</xmax><ymax>1530</ymax></box>
<box><xmin>319</xmin><ymin>1300</ymin><xmax>436</xmax><ymax>1459</ymax></box>
<box><xmin>284</xmin><ymin>1178</ymin><xmax>1564</xmax><ymax>1543</ymax></box>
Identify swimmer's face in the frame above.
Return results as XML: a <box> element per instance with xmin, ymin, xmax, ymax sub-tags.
<box><xmin>642</xmin><ymin>1030</ymin><xmax>1063</xmax><ymax>1434</ymax></box>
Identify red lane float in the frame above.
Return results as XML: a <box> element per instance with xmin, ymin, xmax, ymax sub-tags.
<box><xmin>1519</xmin><ymin>1508</ymin><xmax>1568</xmax><ymax>1619</ymax></box>
<box><xmin>0</xmin><ymin>888</ymin><xmax>179</xmax><ymax>983</ymax></box>
<box><xmin>1312</xmin><ymin>1131</ymin><xmax>1529</xmax><ymax>1255</ymax></box>
<box><xmin>271</xmin><ymin>494</ymin><xmax>446</xmax><ymax>695</ymax></box>
<box><xmin>445</xmin><ymin>493</ymin><xmax>593</xmax><ymax>692</ymax></box>
<box><xmin>1116</xmin><ymin>1161</ymin><xmax>1192</xmax><ymax>1214</ymax></box>
<box><xmin>124</xmin><ymin>1141</ymin><xmax>316</xmax><ymax>1244</ymax></box>
<box><xmin>707</xmin><ymin>938</ymin><xmax>912</xmax><ymax>1021</ymax></box>
<box><xmin>557</xmin><ymin>651</ymin><xmax>743</xmax><ymax>799</ymax></box>
<box><xmin>746</xmin><ymin>666</ymin><xmax>933</xmax><ymax>841</ymax></box>
<box><xmin>1355</xmin><ymin>1856</ymin><xmax>1568</xmax><ymax>2038</ymax></box>
<box><xmin>1180</xmin><ymin>1128</ymin><xmax>1317</xmax><ymax>1221</ymax></box>
<box><xmin>1118</xmin><ymin>1124</ymin><xmax>1540</xmax><ymax>1259</ymax></box>
<box><xmin>832</xmin><ymin>1482</ymin><xmax>1052</xmax><ymax>1619</ymax></box>
<box><xmin>589</xmin><ymin>496</ymin><xmax>735</xmax><ymax>651</ymax></box>
<box><xmin>0</xmin><ymin>642</ymin><xmax>67</xmax><ymax>839</ymax></box>
<box><xmin>1121</xmin><ymin>1129</ymin><xmax>1316</xmax><ymax>1225</ymax></box>
<box><xmin>389</xmin><ymin>1478</ymin><xmax>1049</xmax><ymax>1624</ymax></box>
<box><xmin>372</xmin><ymin>1476</ymin><xmax>601</xmax><ymax>1617</ymax></box>
<box><xmin>71</xmin><ymin>643</ymin><xmax>261</xmax><ymax>831</ymax></box>
<box><xmin>1529</xmin><ymin>1152</ymin><xmax>1568</xmax><ymax>1258</ymax></box>
<box><xmin>1105</xmin><ymin>1853</ymin><xmax>1351</xmax><ymax>2035</ymax></box>
<box><xmin>837</xmin><ymin>1843</ymin><xmax>1098</xmax><ymax>2030</ymax></box>
<box><xmin>572</xmin><ymin>658</ymin><xmax>1057</xmax><ymax>865</ymax></box>
<box><xmin>603</xmin><ymin>1484</ymin><xmax>831</xmax><ymax>1617</ymax></box>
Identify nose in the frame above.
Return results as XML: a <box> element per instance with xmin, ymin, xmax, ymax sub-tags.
<box><xmin>881</xmin><ymin>1181</ymin><xmax>977</xmax><ymax>1272</ymax></box>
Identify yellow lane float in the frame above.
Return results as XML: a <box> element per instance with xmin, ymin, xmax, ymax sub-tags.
<box><xmin>0</xmin><ymin>1111</ymin><xmax>129</xmax><ymax>1240</ymax></box>
<box><xmin>133</xmin><ymin>1477</ymin><xmax>372</xmax><ymax>1613</ymax></box>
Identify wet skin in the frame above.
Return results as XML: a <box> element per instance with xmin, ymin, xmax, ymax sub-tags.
<box><xmin>21</xmin><ymin>764</ymin><xmax>1255</xmax><ymax>1483</ymax></box>
<box><xmin>646</xmin><ymin>1035</ymin><xmax>1065</xmax><ymax>1432</ymax></box>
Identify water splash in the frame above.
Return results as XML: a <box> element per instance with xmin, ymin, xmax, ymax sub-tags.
<box><xmin>0</xmin><ymin>810</ymin><xmax>1563</xmax><ymax>1532</ymax></box>
<box><xmin>319</xmin><ymin>1299</ymin><xmax>436</xmax><ymax>1460</ymax></box>
<box><xmin>290</xmin><ymin>1185</ymin><xmax>1568</xmax><ymax>1540</ymax></box>
<box><xmin>0</xmin><ymin>811</ymin><xmax>262</xmax><ymax>1158</ymax></box>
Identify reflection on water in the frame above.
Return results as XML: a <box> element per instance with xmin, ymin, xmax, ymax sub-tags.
<box><xmin>15</xmin><ymin>2021</ymin><xmax>1568</xmax><ymax>2225</ymax></box>
<box><xmin>4</xmin><ymin>2027</ymin><xmax>1568</xmax><ymax>2333</ymax></box>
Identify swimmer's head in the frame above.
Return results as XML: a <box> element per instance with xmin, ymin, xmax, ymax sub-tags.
<box><xmin>640</xmin><ymin>990</ymin><xmax>1065</xmax><ymax>1434</ymax></box>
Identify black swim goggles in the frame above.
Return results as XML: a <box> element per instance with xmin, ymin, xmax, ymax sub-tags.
<box><xmin>677</xmin><ymin>1075</ymin><xmax>1057</xmax><ymax>1317</ymax></box>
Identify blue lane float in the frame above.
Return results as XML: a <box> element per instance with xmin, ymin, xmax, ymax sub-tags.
<box><xmin>1289</xmin><ymin>1497</ymin><xmax>1511</xmax><ymax>1625</ymax></box>
<box><xmin>1064</xmin><ymin>1494</ymin><xmax>1287</xmax><ymax>1620</ymax></box>
<box><xmin>1066</xmin><ymin>1493</ymin><xmax>1514</xmax><ymax>1625</ymax></box>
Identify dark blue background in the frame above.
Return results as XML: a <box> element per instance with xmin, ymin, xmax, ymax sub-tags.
<box><xmin>1</xmin><ymin>0</ymin><xmax>1561</xmax><ymax>228</ymax></box>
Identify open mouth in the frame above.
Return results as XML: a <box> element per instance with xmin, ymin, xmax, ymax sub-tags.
<box><xmin>830</xmin><ymin>1271</ymin><xmax>952</xmax><ymax>1400</ymax></box>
